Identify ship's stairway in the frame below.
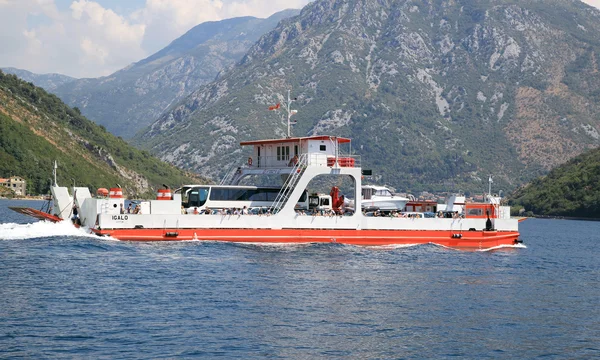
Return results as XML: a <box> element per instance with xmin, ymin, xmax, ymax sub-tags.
<box><xmin>219</xmin><ymin>166</ymin><xmax>238</xmax><ymax>185</ymax></box>
<box><xmin>271</xmin><ymin>154</ymin><xmax>307</xmax><ymax>213</ymax></box>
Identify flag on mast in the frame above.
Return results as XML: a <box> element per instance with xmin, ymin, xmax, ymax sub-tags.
<box><xmin>268</xmin><ymin>103</ymin><xmax>281</xmax><ymax>111</ymax></box>
<box><xmin>489</xmin><ymin>176</ymin><xmax>493</xmax><ymax>183</ymax></box>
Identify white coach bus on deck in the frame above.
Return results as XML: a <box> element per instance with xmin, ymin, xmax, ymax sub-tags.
<box><xmin>177</xmin><ymin>185</ymin><xmax>308</xmax><ymax>212</ymax></box>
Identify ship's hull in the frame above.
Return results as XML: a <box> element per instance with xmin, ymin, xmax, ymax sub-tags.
<box><xmin>91</xmin><ymin>227</ymin><xmax>520</xmax><ymax>248</ymax></box>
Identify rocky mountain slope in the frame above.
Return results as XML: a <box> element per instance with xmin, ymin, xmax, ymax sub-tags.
<box><xmin>0</xmin><ymin>70</ymin><xmax>203</xmax><ymax>196</ymax></box>
<box><xmin>52</xmin><ymin>10</ymin><xmax>300</xmax><ymax>139</ymax></box>
<box><xmin>134</xmin><ymin>0</ymin><xmax>600</xmax><ymax>193</ymax></box>
<box><xmin>1</xmin><ymin>67</ymin><xmax>75</xmax><ymax>91</ymax></box>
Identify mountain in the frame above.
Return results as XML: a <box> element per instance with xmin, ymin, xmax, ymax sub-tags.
<box><xmin>0</xmin><ymin>70</ymin><xmax>203</xmax><ymax>196</ymax></box>
<box><xmin>52</xmin><ymin>9</ymin><xmax>300</xmax><ymax>139</ymax></box>
<box><xmin>134</xmin><ymin>0</ymin><xmax>600</xmax><ymax>193</ymax></box>
<box><xmin>508</xmin><ymin>146</ymin><xmax>600</xmax><ymax>218</ymax></box>
<box><xmin>1</xmin><ymin>67</ymin><xmax>75</xmax><ymax>91</ymax></box>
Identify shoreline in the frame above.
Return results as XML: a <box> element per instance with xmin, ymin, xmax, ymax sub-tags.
<box><xmin>0</xmin><ymin>196</ymin><xmax>47</xmax><ymax>201</ymax></box>
<box><xmin>530</xmin><ymin>214</ymin><xmax>600</xmax><ymax>222</ymax></box>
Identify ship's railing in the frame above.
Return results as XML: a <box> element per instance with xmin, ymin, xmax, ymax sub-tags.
<box><xmin>245</xmin><ymin>154</ymin><xmax>361</xmax><ymax>169</ymax></box>
<box><xmin>327</xmin><ymin>153</ymin><xmax>361</xmax><ymax>168</ymax></box>
<box><xmin>219</xmin><ymin>153</ymin><xmax>362</xmax><ymax>184</ymax></box>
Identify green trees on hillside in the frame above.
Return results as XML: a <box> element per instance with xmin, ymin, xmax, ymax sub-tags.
<box><xmin>0</xmin><ymin>70</ymin><xmax>203</xmax><ymax>195</ymax></box>
<box><xmin>509</xmin><ymin>147</ymin><xmax>600</xmax><ymax>218</ymax></box>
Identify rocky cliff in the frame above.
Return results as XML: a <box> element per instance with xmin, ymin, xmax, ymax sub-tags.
<box><xmin>51</xmin><ymin>10</ymin><xmax>300</xmax><ymax>139</ymax></box>
<box><xmin>134</xmin><ymin>0</ymin><xmax>600</xmax><ymax>193</ymax></box>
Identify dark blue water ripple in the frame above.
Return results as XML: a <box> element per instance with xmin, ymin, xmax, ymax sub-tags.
<box><xmin>0</xmin><ymin>199</ymin><xmax>599</xmax><ymax>358</ymax></box>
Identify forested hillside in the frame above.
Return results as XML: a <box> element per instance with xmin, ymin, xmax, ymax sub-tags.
<box><xmin>509</xmin><ymin>147</ymin><xmax>600</xmax><ymax>218</ymax></box>
<box><xmin>0</xmin><ymin>70</ymin><xmax>204</xmax><ymax>196</ymax></box>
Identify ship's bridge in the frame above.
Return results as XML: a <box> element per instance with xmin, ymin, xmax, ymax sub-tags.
<box><xmin>240</xmin><ymin>135</ymin><xmax>359</xmax><ymax>169</ymax></box>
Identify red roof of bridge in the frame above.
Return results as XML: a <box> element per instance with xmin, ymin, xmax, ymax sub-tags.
<box><xmin>240</xmin><ymin>135</ymin><xmax>351</xmax><ymax>146</ymax></box>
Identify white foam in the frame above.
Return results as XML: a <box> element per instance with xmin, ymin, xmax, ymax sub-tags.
<box><xmin>366</xmin><ymin>243</ymin><xmax>422</xmax><ymax>250</ymax></box>
<box><xmin>477</xmin><ymin>243</ymin><xmax>527</xmax><ymax>252</ymax></box>
<box><xmin>235</xmin><ymin>242</ymin><xmax>313</xmax><ymax>250</ymax></box>
<box><xmin>0</xmin><ymin>221</ymin><xmax>97</xmax><ymax>240</ymax></box>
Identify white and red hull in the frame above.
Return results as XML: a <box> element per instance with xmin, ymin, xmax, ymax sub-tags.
<box><xmin>24</xmin><ymin>136</ymin><xmax>521</xmax><ymax>250</ymax></box>
<box><xmin>91</xmin><ymin>227</ymin><xmax>520</xmax><ymax>248</ymax></box>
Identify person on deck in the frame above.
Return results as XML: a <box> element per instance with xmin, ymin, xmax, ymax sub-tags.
<box><xmin>71</xmin><ymin>205</ymin><xmax>79</xmax><ymax>222</ymax></box>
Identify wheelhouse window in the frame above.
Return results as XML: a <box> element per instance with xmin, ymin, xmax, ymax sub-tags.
<box><xmin>276</xmin><ymin>146</ymin><xmax>290</xmax><ymax>161</ymax></box>
<box><xmin>319</xmin><ymin>145</ymin><xmax>326</xmax><ymax>151</ymax></box>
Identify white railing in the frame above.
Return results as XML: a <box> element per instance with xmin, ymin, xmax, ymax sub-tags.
<box><xmin>219</xmin><ymin>153</ymin><xmax>361</xmax><ymax>185</ymax></box>
<box><xmin>247</xmin><ymin>154</ymin><xmax>361</xmax><ymax>169</ymax></box>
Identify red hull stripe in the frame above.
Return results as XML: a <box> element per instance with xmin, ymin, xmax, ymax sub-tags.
<box><xmin>92</xmin><ymin>228</ymin><xmax>520</xmax><ymax>248</ymax></box>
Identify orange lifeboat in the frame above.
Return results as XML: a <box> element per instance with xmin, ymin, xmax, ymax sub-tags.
<box><xmin>97</xmin><ymin>188</ymin><xmax>109</xmax><ymax>197</ymax></box>
<box><xmin>109</xmin><ymin>187</ymin><xmax>123</xmax><ymax>198</ymax></box>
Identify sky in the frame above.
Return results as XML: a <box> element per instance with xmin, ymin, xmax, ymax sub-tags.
<box><xmin>0</xmin><ymin>0</ymin><xmax>599</xmax><ymax>79</ymax></box>
<box><xmin>0</xmin><ymin>0</ymin><xmax>312</xmax><ymax>78</ymax></box>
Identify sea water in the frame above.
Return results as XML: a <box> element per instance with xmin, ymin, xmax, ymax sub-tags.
<box><xmin>0</xmin><ymin>199</ymin><xmax>598</xmax><ymax>358</ymax></box>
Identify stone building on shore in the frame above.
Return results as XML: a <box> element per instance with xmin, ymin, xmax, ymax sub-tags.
<box><xmin>0</xmin><ymin>176</ymin><xmax>27</xmax><ymax>196</ymax></box>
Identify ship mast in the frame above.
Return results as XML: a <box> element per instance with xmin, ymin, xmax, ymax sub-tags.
<box><xmin>53</xmin><ymin>160</ymin><xmax>58</xmax><ymax>187</ymax></box>
<box><xmin>285</xmin><ymin>89</ymin><xmax>298</xmax><ymax>138</ymax></box>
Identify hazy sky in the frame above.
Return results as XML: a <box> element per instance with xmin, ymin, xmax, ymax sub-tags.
<box><xmin>0</xmin><ymin>0</ymin><xmax>312</xmax><ymax>78</ymax></box>
<box><xmin>0</xmin><ymin>0</ymin><xmax>599</xmax><ymax>78</ymax></box>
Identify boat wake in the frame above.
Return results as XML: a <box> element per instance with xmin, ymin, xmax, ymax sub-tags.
<box><xmin>210</xmin><ymin>241</ymin><xmax>524</xmax><ymax>253</ymax></box>
<box><xmin>477</xmin><ymin>243</ymin><xmax>527</xmax><ymax>252</ymax></box>
<box><xmin>235</xmin><ymin>242</ymin><xmax>427</xmax><ymax>251</ymax></box>
<box><xmin>365</xmin><ymin>243</ymin><xmax>422</xmax><ymax>250</ymax></box>
<box><xmin>0</xmin><ymin>221</ymin><xmax>98</xmax><ymax>240</ymax></box>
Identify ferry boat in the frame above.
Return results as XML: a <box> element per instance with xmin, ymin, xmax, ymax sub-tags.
<box><xmin>11</xmin><ymin>134</ymin><xmax>521</xmax><ymax>248</ymax></box>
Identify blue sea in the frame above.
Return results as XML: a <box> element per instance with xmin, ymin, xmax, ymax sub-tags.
<box><xmin>1</xmin><ymin>199</ymin><xmax>598</xmax><ymax>358</ymax></box>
